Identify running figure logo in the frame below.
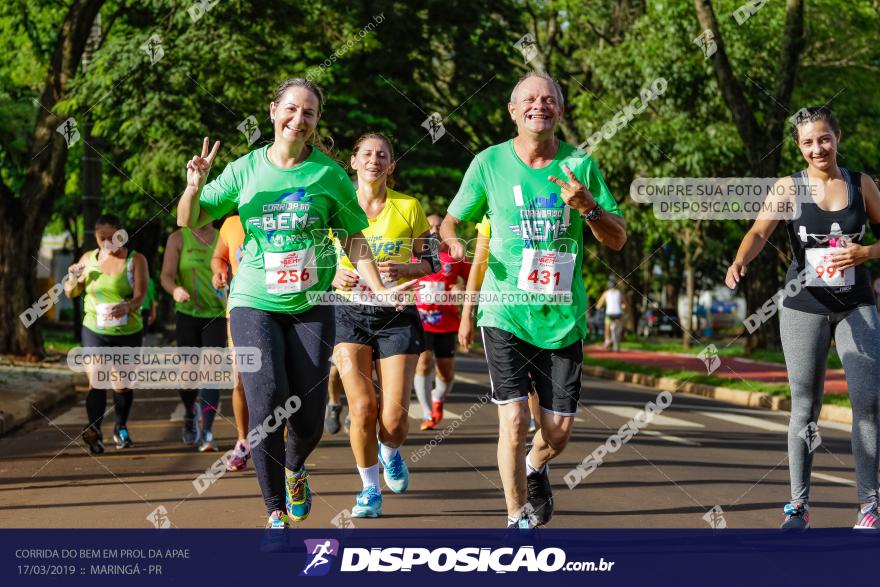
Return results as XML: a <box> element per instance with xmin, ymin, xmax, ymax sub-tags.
<box><xmin>693</xmin><ymin>29</ymin><xmax>717</xmax><ymax>59</ymax></box>
<box><xmin>300</xmin><ymin>539</ymin><xmax>339</xmax><ymax>576</ymax></box>
<box><xmin>139</xmin><ymin>34</ymin><xmax>165</xmax><ymax>65</ymax></box>
<box><xmin>237</xmin><ymin>115</ymin><xmax>261</xmax><ymax>147</ymax></box>
<box><xmin>55</xmin><ymin>117</ymin><xmax>80</xmax><ymax>148</ymax></box>
<box><xmin>421</xmin><ymin>112</ymin><xmax>446</xmax><ymax>143</ymax></box>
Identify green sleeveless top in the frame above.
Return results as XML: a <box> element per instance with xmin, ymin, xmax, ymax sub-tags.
<box><xmin>83</xmin><ymin>249</ymin><xmax>144</xmax><ymax>336</ymax></box>
<box><xmin>175</xmin><ymin>228</ymin><xmax>227</xmax><ymax>318</ymax></box>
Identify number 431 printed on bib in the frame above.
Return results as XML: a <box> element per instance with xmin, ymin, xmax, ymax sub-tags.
<box><xmin>805</xmin><ymin>247</ymin><xmax>854</xmax><ymax>288</ymax></box>
<box><xmin>517</xmin><ymin>248</ymin><xmax>575</xmax><ymax>294</ymax></box>
<box><xmin>264</xmin><ymin>248</ymin><xmax>318</xmax><ymax>294</ymax></box>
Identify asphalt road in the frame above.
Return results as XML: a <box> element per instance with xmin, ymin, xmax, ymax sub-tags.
<box><xmin>0</xmin><ymin>353</ymin><xmax>860</xmax><ymax>529</ymax></box>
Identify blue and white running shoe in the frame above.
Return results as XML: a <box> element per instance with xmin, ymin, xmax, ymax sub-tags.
<box><xmin>379</xmin><ymin>449</ymin><xmax>409</xmax><ymax>494</ymax></box>
<box><xmin>351</xmin><ymin>486</ymin><xmax>382</xmax><ymax>518</ymax></box>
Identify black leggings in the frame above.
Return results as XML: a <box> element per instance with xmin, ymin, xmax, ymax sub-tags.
<box><xmin>80</xmin><ymin>327</ymin><xmax>143</xmax><ymax>431</ymax></box>
<box><xmin>230</xmin><ymin>305</ymin><xmax>334</xmax><ymax>514</ymax></box>
<box><xmin>175</xmin><ymin>312</ymin><xmax>227</xmax><ymax>431</ymax></box>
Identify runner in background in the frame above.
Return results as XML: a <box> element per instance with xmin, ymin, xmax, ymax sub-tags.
<box><xmin>64</xmin><ymin>214</ymin><xmax>148</xmax><ymax>453</ymax></box>
<box><xmin>596</xmin><ymin>278</ymin><xmax>625</xmax><ymax>351</ymax></box>
<box><xmin>442</xmin><ymin>72</ymin><xmax>626</xmax><ymax>528</ymax></box>
<box><xmin>161</xmin><ymin>224</ymin><xmax>227</xmax><ymax>452</ymax></box>
<box><xmin>332</xmin><ymin>132</ymin><xmax>434</xmax><ymax>518</ymax></box>
<box><xmin>140</xmin><ymin>276</ymin><xmax>158</xmax><ymax>334</ymax></box>
<box><xmin>413</xmin><ymin>214</ymin><xmax>470</xmax><ymax>430</ymax></box>
<box><xmin>211</xmin><ymin>214</ymin><xmax>250</xmax><ymax>471</ymax></box>
<box><xmin>324</xmin><ymin>362</ymin><xmax>346</xmax><ymax>434</ymax></box>
<box><xmin>459</xmin><ymin>216</ymin><xmax>541</xmax><ymax>433</ymax></box>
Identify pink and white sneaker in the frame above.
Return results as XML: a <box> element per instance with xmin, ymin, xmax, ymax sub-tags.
<box><xmin>854</xmin><ymin>503</ymin><xmax>880</xmax><ymax>529</ymax></box>
<box><xmin>225</xmin><ymin>439</ymin><xmax>250</xmax><ymax>472</ymax></box>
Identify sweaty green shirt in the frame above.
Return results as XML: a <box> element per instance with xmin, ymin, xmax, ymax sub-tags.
<box><xmin>199</xmin><ymin>145</ymin><xmax>369</xmax><ymax>314</ymax></box>
<box><xmin>447</xmin><ymin>139</ymin><xmax>621</xmax><ymax>349</ymax></box>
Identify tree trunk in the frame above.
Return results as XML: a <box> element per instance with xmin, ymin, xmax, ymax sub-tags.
<box><xmin>683</xmin><ymin>247</ymin><xmax>695</xmax><ymax>349</ymax></box>
<box><xmin>694</xmin><ymin>0</ymin><xmax>804</xmax><ymax>353</ymax></box>
<box><xmin>0</xmin><ymin>0</ymin><xmax>105</xmax><ymax>357</ymax></box>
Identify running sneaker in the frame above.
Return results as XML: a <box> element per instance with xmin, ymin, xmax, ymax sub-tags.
<box><xmin>420</xmin><ymin>418</ymin><xmax>435</xmax><ymax>431</ymax></box>
<box><xmin>431</xmin><ymin>400</ymin><xmax>444</xmax><ymax>425</ymax></box>
<box><xmin>379</xmin><ymin>449</ymin><xmax>409</xmax><ymax>494</ymax></box>
<box><xmin>854</xmin><ymin>503</ymin><xmax>880</xmax><ymax>529</ymax></box>
<box><xmin>351</xmin><ymin>486</ymin><xmax>382</xmax><ymax>518</ymax></box>
<box><xmin>265</xmin><ymin>510</ymin><xmax>289</xmax><ymax>529</ymax></box>
<box><xmin>324</xmin><ymin>403</ymin><xmax>343</xmax><ymax>435</ymax></box>
<box><xmin>225</xmin><ymin>439</ymin><xmax>249</xmax><ymax>472</ymax></box>
<box><xmin>780</xmin><ymin>503</ymin><xmax>810</xmax><ymax>529</ymax></box>
<box><xmin>82</xmin><ymin>426</ymin><xmax>105</xmax><ymax>454</ymax></box>
<box><xmin>198</xmin><ymin>431</ymin><xmax>218</xmax><ymax>452</ymax></box>
<box><xmin>285</xmin><ymin>469</ymin><xmax>312</xmax><ymax>522</ymax></box>
<box><xmin>507</xmin><ymin>515</ymin><xmax>535</xmax><ymax>529</ymax></box>
<box><xmin>182</xmin><ymin>415</ymin><xmax>200</xmax><ymax>446</ymax></box>
<box><xmin>113</xmin><ymin>425</ymin><xmax>133</xmax><ymax>449</ymax></box>
<box><xmin>526</xmin><ymin>464</ymin><xmax>554</xmax><ymax>526</ymax></box>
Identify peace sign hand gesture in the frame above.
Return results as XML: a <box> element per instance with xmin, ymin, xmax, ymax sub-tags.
<box><xmin>186</xmin><ymin>137</ymin><xmax>221</xmax><ymax>188</ymax></box>
<box><xmin>547</xmin><ymin>165</ymin><xmax>597</xmax><ymax>214</ymax></box>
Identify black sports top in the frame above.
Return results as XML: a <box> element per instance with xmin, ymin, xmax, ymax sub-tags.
<box><xmin>782</xmin><ymin>168</ymin><xmax>874</xmax><ymax>314</ymax></box>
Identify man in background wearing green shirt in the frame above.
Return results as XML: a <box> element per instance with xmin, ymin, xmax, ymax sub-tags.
<box><xmin>440</xmin><ymin>71</ymin><xmax>626</xmax><ymax>528</ymax></box>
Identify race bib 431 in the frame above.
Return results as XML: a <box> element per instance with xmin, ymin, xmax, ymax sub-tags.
<box><xmin>517</xmin><ymin>248</ymin><xmax>575</xmax><ymax>294</ymax></box>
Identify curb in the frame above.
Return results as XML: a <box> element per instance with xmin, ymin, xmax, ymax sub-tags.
<box><xmin>0</xmin><ymin>378</ymin><xmax>79</xmax><ymax>437</ymax></box>
<box><xmin>582</xmin><ymin>365</ymin><xmax>852</xmax><ymax>425</ymax></box>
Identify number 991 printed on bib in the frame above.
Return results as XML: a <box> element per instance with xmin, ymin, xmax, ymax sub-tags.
<box><xmin>805</xmin><ymin>247</ymin><xmax>853</xmax><ymax>288</ymax></box>
<box><xmin>264</xmin><ymin>247</ymin><xmax>319</xmax><ymax>294</ymax></box>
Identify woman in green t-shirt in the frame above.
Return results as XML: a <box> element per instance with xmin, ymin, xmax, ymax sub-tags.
<box><xmin>176</xmin><ymin>78</ymin><xmax>417</xmax><ymax>529</ymax></box>
<box><xmin>64</xmin><ymin>214</ymin><xmax>148</xmax><ymax>454</ymax></box>
<box><xmin>161</xmin><ymin>225</ymin><xmax>227</xmax><ymax>452</ymax></box>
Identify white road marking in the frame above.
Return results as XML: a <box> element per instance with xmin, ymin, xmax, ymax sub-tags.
<box><xmin>640</xmin><ymin>430</ymin><xmax>701</xmax><ymax>446</ymax></box>
<box><xmin>696</xmin><ymin>411</ymin><xmax>789</xmax><ymax>432</ymax></box>
<box><xmin>591</xmin><ymin>405</ymin><xmax>704</xmax><ymax>428</ymax></box>
<box><xmin>813</xmin><ymin>472</ymin><xmax>856</xmax><ymax>486</ymax></box>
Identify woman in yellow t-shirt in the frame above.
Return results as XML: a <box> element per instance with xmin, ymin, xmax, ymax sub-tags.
<box><xmin>332</xmin><ymin>132</ymin><xmax>433</xmax><ymax>518</ymax></box>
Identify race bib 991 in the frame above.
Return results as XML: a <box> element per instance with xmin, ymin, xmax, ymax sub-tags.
<box><xmin>805</xmin><ymin>247</ymin><xmax>854</xmax><ymax>287</ymax></box>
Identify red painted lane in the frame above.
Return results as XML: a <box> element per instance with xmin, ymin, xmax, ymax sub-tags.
<box><xmin>586</xmin><ymin>347</ymin><xmax>848</xmax><ymax>394</ymax></box>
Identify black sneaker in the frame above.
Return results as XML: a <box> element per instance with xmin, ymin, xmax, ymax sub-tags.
<box><xmin>182</xmin><ymin>416</ymin><xmax>200</xmax><ymax>445</ymax></box>
<box><xmin>324</xmin><ymin>403</ymin><xmax>343</xmax><ymax>435</ymax></box>
<box><xmin>526</xmin><ymin>465</ymin><xmax>553</xmax><ymax>526</ymax></box>
<box><xmin>113</xmin><ymin>425</ymin><xmax>133</xmax><ymax>449</ymax></box>
<box><xmin>82</xmin><ymin>426</ymin><xmax>105</xmax><ymax>454</ymax></box>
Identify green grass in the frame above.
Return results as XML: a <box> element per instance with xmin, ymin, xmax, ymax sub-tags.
<box><xmin>583</xmin><ymin>356</ymin><xmax>851</xmax><ymax>408</ymax></box>
<box><xmin>617</xmin><ymin>338</ymin><xmax>843</xmax><ymax>370</ymax></box>
<box><xmin>42</xmin><ymin>327</ymin><xmax>80</xmax><ymax>354</ymax></box>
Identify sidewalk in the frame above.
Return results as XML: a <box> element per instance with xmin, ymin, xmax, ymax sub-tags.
<box><xmin>0</xmin><ymin>359</ymin><xmax>84</xmax><ymax>436</ymax></box>
<box><xmin>586</xmin><ymin>346</ymin><xmax>848</xmax><ymax>394</ymax></box>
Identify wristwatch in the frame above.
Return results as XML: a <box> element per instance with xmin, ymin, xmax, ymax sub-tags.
<box><xmin>582</xmin><ymin>204</ymin><xmax>603</xmax><ymax>222</ymax></box>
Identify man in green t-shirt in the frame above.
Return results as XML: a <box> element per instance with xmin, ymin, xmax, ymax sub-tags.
<box><xmin>440</xmin><ymin>71</ymin><xmax>627</xmax><ymax>529</ymax></box>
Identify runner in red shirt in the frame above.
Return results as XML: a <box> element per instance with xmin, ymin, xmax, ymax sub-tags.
<box><xmin>414</xmin><ymin>214</ymin><xmax>470</xmax><ymax>430</ymax></box>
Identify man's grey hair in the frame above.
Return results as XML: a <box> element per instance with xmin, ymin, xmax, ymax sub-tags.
<box><xmin>509</xmin><ymin>71</ymin><xmax>565</xmax><ymax>109</ymax></box>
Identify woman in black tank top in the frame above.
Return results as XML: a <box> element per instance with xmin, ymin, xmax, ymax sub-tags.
<box><xmin>724</xmin><ymin>106</ymin><xmax>880</xmax><ymax>530</ymax></box>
